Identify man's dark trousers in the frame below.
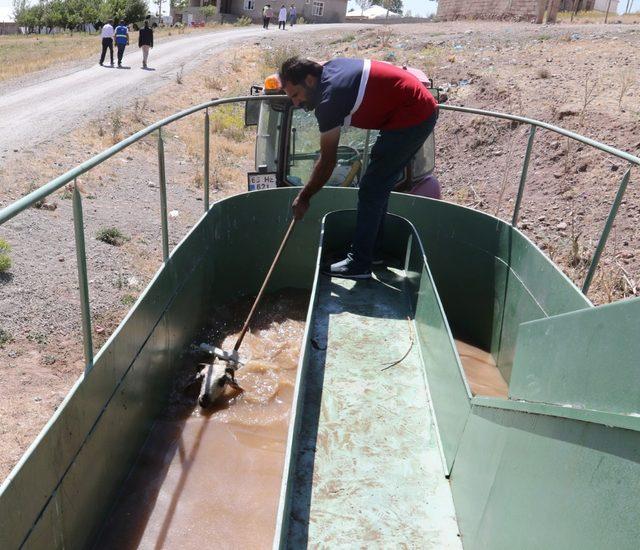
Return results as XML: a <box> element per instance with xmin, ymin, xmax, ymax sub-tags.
<box><xmin>351</xmin><ymin>110</ymin><xmax>438</xmax><ymax>269</ymax></box>
<box><xmin>100</xmin><ymin>38</ymin><xmax>113</xmax><ymax>65</ymax></box>
<box><xmin>117</xmin><ymin>44</ymin><xmax>126</xmax><ymax>65</ymax></box>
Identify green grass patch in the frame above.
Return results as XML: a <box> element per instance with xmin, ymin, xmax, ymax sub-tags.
<box><xmin>96</xmin><ymin>227</ymin><xmax>129</xmax><ymax>246</ymax></box>
<box><xmin>234</xmin><ymin>16</ymin><xmax>252</xmax><ymax>26</ymax></box>
<box><xmin>210</xmin><ymin>104</ymin><xmax>247</xmax><ymax>141</ymax></box>
<box><xmin>27</xmin><ymin>331</ymin><xmax>48</xmax><ymax>345</ymax></box>
<box><xmin>0</xmin><ymin>238</ymin><xmax>11</xmax><ymax>272</ymax></box>
<box><xmin>0</xmin><ymin>329</ymin><xmax>13</xmax><ymax>348</ymax></box>
<box><xmin>121</xmin><ymin>294</ymin><xmax>137</xmax><ymax>306</ymax></box>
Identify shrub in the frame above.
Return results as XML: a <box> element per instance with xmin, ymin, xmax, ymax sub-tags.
<box><xmin>121</xmin><ymin>294</ymin><xmax>136</xmax><ymax>306</ymax></box>
<box><xmin>0</xmin><ymin>238</ymin><xmax>11</xmax><ymax>273</ymax></box>
<box><xmin>0</xmin><ymin>329</ymin><xmax>13</xmax><ymax>348</ymax></box>
<box><xmin>96</xmin><ymin>227</ymin><xmax>128</xmax><ymax>246</ymax></box>
<box><xmin>210</xmin><ymin>104</ymin><xmax>247</xmax><ymax>141</ymax></box>
<box><xmin>110</xmin><ymin>108</ymin><xmax>123</xmax><ymax>144</ymax></box>
<box><xmin>201</xmin><ymin>5</ymin><xmax>217</xmax><ymax>18</ymax></box>
<box><xmin>263</xmin><ymin>43</ymin><xmax>300</xmax><ymax>76</ymax></box>
<box><xmin>234</xmin><ymin>15</ymin><xmax>252</xmax><ymax>26</ymax></box>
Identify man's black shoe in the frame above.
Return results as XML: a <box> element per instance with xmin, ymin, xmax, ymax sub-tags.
<box><xmin>322</xmin><ymin>256</ymin><xmax>371</xmax><ymax>280</ymax></box>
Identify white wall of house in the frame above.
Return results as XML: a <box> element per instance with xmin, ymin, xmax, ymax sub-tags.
<box><xmin>593</xmin><ymin>0</ymin><xmax>619</xmax><ymax>11</ymax></box>
<box><xmin>231</xmin><ymin>0</ymin><xmax>347</xmax><ymax>22</ymax></box>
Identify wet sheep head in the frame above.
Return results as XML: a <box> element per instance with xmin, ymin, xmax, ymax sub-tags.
<box><xmin>197</xmin><ymin>362</ymin><xmax>242</xmax><ymax>407</ymax></box>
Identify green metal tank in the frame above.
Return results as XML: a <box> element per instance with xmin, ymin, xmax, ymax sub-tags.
<box><xmin>0</xmin><ymin>96</ymin><xmax>638</xmax><ymax>549</ymax></box>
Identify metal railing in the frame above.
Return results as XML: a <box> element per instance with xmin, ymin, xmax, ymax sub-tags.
<box><xmin>1</xmin><ymin>97</ymin><xmax>638</xmax><ymax>373</ymax></box>
<box><xmin>0</xmin><ymin>95</ymin><xmax>270</xmax><ymax>372</ymax></box>
<box><xmin>439</xmin><ymin>104</ymin><xmax>638</xmax><ymax>296</ymax></box>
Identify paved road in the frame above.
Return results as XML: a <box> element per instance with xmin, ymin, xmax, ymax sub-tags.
<box><xmin>0</xmin><ymin>24</ymin><xmax>365</xmax><ymax>153</ymax></box>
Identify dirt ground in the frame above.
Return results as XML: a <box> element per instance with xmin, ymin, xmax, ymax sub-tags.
<box><xmin>1</xmin><ymin>20</ymin><xmax>639</xmax><ymax>481</ymax></box>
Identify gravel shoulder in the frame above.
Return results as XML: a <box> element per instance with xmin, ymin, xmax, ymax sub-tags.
<box><xmin>0</xmin><ymin>23</ymin><xmax>368</xmax><ymax>159</ymax></box>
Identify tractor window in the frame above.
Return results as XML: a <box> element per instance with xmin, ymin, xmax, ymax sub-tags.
<box><xmin>412</xmin><ymin>133</ymin><xmax>435</xmax><ymax>181</ymax></box>
<box><xmin>255</xmin><ymin>102</ymin><xmax>284</xmax><ymax>173</ymax></box>
<box><xmin>286</xmin><ymin>108</ymin><xmax>379</xmax><ymax>188</ymax></box>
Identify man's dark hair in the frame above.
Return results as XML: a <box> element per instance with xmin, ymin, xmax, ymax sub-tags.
<box><xmin>119</xmin><ymin>19</ymin><xmax>125</xmax><ymax>25</ymax></box>
<box><xmin>279</xmin><ymin>57</ymin><xmax>323</xmax><ymax>86</ymax></box>
<box><xmin>108</xmin><ymin>19</ymin><xmax>114</xmax><ymax>25</ymax></box>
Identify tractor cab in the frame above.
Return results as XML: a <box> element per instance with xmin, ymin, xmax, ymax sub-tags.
<box><xmin>244</xmin><ymin>68</ymin><xmax>442</xmax><ymax>199</ymax></box>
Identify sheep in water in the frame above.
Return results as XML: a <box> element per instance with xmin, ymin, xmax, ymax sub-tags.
<box><xmin>197</xmin><ymin>361</ymin><xmax>243</xmax><ymax>407</ymax></box>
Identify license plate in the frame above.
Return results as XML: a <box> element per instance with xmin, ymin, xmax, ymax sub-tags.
<box><xmin>248</xmin><ymin>173</ymin><xmax>277</xmax><ymax>191</ymax></box>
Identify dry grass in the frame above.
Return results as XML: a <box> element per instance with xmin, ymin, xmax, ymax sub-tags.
<box><xmin>0</xmin><ymin>24</ymin><xmax>222</xmax><ymax>83</ymax></box>
<box><xmin>557</xmin><ymin>10</ymin><xmax>640</xmax><ymax>24</ymax></box>
<box><xmin>0</xmin><ymin>33</ymin><xmax>98</xmax><ymax>82</ymax></box>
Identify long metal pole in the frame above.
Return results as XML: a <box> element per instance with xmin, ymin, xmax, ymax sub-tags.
<box><xmin>233</xmin><ymin>218</ymin><xmax>297</xmax><ymax>352</ymax></box>
<box><xmin>5</xmin><ymin>98</ymin><xmax>640</xmax><ymax>228</ymax></box>
<box><xmin>582</xmin><ymin>167</ymin><xmax>632</xmax><ymax>294</ymax></box>
<box><xmin>157</xmin><ymin>127</ymin><xmax>169</xmax><ymax>262</ymax></box>
<box><xmin>512</xmin><ymin>125</ymin><xmax>536</xmax><ymax>227</ymax></box>
<box><xmin>204</xmin><ymin>109</ymin><xmax>210</xmax><ymax>212</ymax></box>
<box><xmin>605</xmin><ymin>0</ymin><xmax>613</xmax><ymax>23</ymax></box>
<box><xmin>72</xmin><ymin>182</ymin><xmax>94</xmax><ymax>372</ymax></box>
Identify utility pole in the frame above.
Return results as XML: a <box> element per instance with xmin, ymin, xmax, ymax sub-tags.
<box><xmin>571</xmin><ymin>0</ymin><xmax>579</xmax><ymax>22</ymax></box>
<box><xmin>604</xmin><ymin>0</ymin><xmax>612</xmax><ymax>22</ymax></box>
<box><xmin>547</xmin><ymin>0</ymin><xmax>560</xmax><ymax>22</ymax></box>
<box><xmin>536</xmin><ymin>0</ymin><xmax>546</xmax><ymax>23</ymax></box>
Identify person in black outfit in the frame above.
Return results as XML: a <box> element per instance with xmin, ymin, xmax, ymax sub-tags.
<box><xmin>138</xmin><ymin>20</ymin><xmax>154</xmax><ymax>69</ymax></box>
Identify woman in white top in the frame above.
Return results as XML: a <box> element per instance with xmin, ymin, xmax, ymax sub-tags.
<box><xmin>278</xmin><ymin>5</ymin><xmax>287</xmax><ymax>30</ymax></box>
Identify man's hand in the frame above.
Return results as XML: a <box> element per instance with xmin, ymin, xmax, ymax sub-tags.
<box><xmin>292</xmin><ymin>192</ymin><xmax>310</xmax><ymax>220</ymax></box>
<box><xmin>289</xmin><ymin>127</ymin><xmax>340</xmax><ymax>220</ymax></box>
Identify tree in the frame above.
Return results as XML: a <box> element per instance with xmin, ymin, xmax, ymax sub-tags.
<box><xmin>101</xmin><ymin>0</ymin><xmax>148</xmax><ymax>23</ymax></box>
<box><xmin>355</xmin><ymin>0</ymin><xmax>372</xmax><ymax>15</ymax></box>
<box><xmin>201</xmin><ymin>4</ymin><xmax>217</xmax><ymax>19</ymax></box>
<box><xmin>371</xmin><ymin>0</ymin><xmax>403</xmax><ymax>15</ymax></box>
<box><xmin>125</xmin><ymin>0</ymin><xmax>149</xmax><ymax>22</ymax></box>
<box><xmin>12</xmin><ymin>0</ymin><xmax>29</xmax><ymax>22</ymax></box>
<box><xmin>13</xmin><ymin>0</ymin><xmax>41</xmax><ymax>31</ymax></box>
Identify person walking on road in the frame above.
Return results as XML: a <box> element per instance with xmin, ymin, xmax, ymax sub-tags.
<box><xmin>114</xmin><ymin>20</ymin><xmax>129</xmax><ymax>68</ymax></box>
<box><xmin>289</xmin><ymin>4</ymin><xmax>297</xmax><ymax>26</ymax></box>
<box><xmin>278</xmin><ymin>4</ymin><xmax>287</xmax><ymax>29</ymax></box>
<box><xmin>279</xmin><ymin>56</ymin><xmax>439</xmax><ymax>279</ymax></box>
<box><xmin>262</xmin><ymin>4</ymin><xmax>273</xmax><ymax>29</ymax></box>
<box><xmin>99</xmin><ymin>19</ymin><xmax>115</xmax><ymax>66</ymax></box>
<box><xmin>138</xmin><ymin>20</ymin><xmax>154</xmax><ymax>69</ymax></box>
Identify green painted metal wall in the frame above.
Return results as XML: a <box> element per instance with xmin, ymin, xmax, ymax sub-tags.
<box><xmin>509</xmin><ymin>297</ymin><xmax>640</xmax><ymax>414</ymax></box>
<box><xmin>270</xmin><ymin>191</ymin><xmax>639</xmax><ymax>549</ymax></box>
<box><xmin>451</xmin><ymin>402</ymin><xmax>640</xmax><ymax>549</ymax></box>
<box><xmin>388</xmin><ymin>195</ymin><xmax>591</xmax><ymax>382</ymax></box>
<box><xmin>0</xmin><ymin>188</ymin><xmax>348</xmax><ymax>549</ymax></box>
<box><xmin>0</xmin><ymin>187</ymin><xmax>622</xmax><ymax>549</ymax></box>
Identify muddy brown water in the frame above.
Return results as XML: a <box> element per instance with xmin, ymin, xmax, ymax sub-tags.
<box><xmin>95</xmin><ymin>289</ymin><xmax>506</xmax><ymax>549</ymax></box>
<box><xmin>95</xmin><ymin>290</ymin><xmax>309</xmax><ymax>550</ymax></box>
<box><xmin>456</xmin><ymin>340</ymin><xmax>509</xmax><ymax>398</ymax></box>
